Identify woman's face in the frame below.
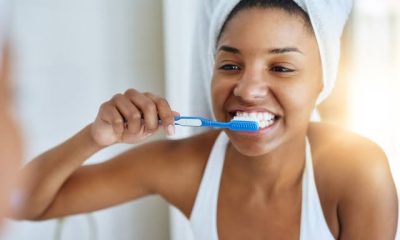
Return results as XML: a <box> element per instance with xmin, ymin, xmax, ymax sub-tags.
<box><xmin>212</xmin><ymin>7</ymin><xmax>322</xmax><ymax>157</ymax></box>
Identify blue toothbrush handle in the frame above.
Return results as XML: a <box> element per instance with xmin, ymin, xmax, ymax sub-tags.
<box><xmin>174</xmin><ymin>116</ymin><xmax>206</xmax><ymax>121</ymax></box>
<box><xmin>204</xmin><ymin>121</ymin><xmax>229</xmax><ymax>128</ymax></box>
<box><xmin>173</xmin><ymin>116</ymin><xmax>258</xmax><ymax>131</ymax></box>
<box><xmin>174</xmin><ymin>116</ymin><xmax>228</xmax><ymax>128</ymax></box>
<box><xmin>174</xmin><ymin>116</ymin><xmax>207</xmax><ymax>127</ymax></box>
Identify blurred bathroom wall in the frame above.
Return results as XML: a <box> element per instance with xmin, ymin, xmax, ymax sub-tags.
<box><xmin>2</xmin><ymin>0</ymin><xmax>169</xmax><ymax>239</ymax></box>
<box><xmin>319</xmin><ymin>0</ymin><xmax>400</xmax><ymax>190</ymax></box>
<box><xmin>319</xmin><ymin>1</ymin><xmax>400</xmax><ymax>237</ymax></box>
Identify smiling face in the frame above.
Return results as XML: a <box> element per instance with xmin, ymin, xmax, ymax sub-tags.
<box><xmin>212</xmin><ymin>7</ymin><xmax>322</xmax><ymax>157</ymax></box>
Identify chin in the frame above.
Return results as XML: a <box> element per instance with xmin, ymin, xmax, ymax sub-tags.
<box><xmin>226</xmin><ymin>133</ymin><xmax>281</xmax><ymax>157</ymax></box>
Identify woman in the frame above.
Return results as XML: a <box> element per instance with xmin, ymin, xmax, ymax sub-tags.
<box><xmin>12</xmin><ymin>0</ymin><xmax>398</xmax><ymax>239</ymax></box>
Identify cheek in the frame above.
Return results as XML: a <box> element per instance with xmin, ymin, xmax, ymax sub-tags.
<box><xmin>288</xmin><ymin>84</ymin><xmax>318</xmax><ymax>106</ymax></box>
<box><xmin>290</xmin><ymin>68</ymin><xmax>322</xmax><ymax>104</ymax></box>
<box><xmin>278</xmin><ymin>78</ymin><xmax>321</xmax><ymax>119</ymax></box>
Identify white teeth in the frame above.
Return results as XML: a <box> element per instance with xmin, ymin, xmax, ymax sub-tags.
<box><xmin>234</xmin><ymin>111</ymin><xmax>276</xmax><ymax>128</ymax></box>
<box><xmin>262</xmin><ymin>113</ymin><xmax>267</xmax><ymax>119</ymax></box>
<box><xmin>259</xmin><ymin>120</ymin><xmax>273</xmax><ymax>128</ymax></box>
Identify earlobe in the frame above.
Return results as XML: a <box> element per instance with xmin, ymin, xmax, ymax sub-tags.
<box><xmin>319</xmin><ymin>82</ymin><xmax>324</xmax><ymax>93</ymax></box>
<box><xmin>314</xmin><ymin>80</ymin><xmax>324</xmax><ymax>102</ymax></box>
<box><xmin>317</xmin><ymin>77</ymin><xmax>324</xmax><ymax>93</ymax></box>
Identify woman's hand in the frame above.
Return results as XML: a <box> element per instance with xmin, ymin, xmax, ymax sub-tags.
<box><xmin>91</xmin><ymin>89</ymin><xmax>178</xmax><ymax>146</ymax></box>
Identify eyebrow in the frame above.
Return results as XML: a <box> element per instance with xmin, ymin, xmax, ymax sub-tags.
<box><xmin>218</xmin><ymin>45</ymin><xmax>304</xmax><ymax>55</ymax></box>
<box><xmin>218</xmin><ymin>46</ymin><xmax>241</xmax><ymax>54</ymax></box>
<box><xmin>269</xmin><ymin>47</ymin><xmax>303</xmax><ymax>55</ymax></box>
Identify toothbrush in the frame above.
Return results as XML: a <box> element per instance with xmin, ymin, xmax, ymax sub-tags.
<box><xmin>174</xmin><ymin>116</ymin><xmax>260</xmax><ymax>132</ymax></box>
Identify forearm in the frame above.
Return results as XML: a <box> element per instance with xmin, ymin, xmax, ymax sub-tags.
<box><xmin>13</xmin><ymin>124</ymin><xmax>104</xmax><ymax>220</ymax></box>
<box><xmin>0</xmin><ymin>43</ymin><xmax>22</xmax><ymax>222</ymax></box>
<box><xmin>0</xmin><ymin>113</ymin><xmax>22</xmax><ymax>223</ymax></box>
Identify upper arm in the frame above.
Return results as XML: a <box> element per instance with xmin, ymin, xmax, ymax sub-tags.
<box><xmin>337</xmin><ymin>142</ymin><xmax>398</xmax><ymax>239</ymax></box>
<box><xmin>38</xmin><ymin>139</ymin><xmax>182</xmax><ymax>220</ymax></box>
<box><xmin>37</xmin><ymin>130</ymin><xmax>214</xmax><ymax>221</ymax></box>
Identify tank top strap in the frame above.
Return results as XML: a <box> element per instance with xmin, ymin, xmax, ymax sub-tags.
<box><xmin>190</xmin><ymin>131</ymin><xmax>229</xmax><ymax>240</ymax></box>
<box><xmin>300</xmin><ymin>137</ymin><xmax>335</xmax><ymax>240</ymax></box>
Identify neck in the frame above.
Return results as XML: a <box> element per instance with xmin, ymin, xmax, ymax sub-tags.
<box><xmin>225</xmin><ymin>136</ymin><xmax>306</xmax><ymax>195</ymax></box>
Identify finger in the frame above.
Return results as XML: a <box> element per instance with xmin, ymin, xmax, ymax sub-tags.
<box><xmin>99</xmin><ymin>102</ymin><xmax>124</xmax><ymax>136</ymax></box>
<box><xmin>145</xmin><ymin>94</ymin><xmax>175</xmax><ymax>136</ymax></box>
<box><xmin>112</xmin><ymin>94</ymin><xmax>142</xmax><ymax>135</ymax></box>
<box><xmin>125</xmin><ymin>89</ymin><xmax>159</xmax><ymax>133</ymax></box>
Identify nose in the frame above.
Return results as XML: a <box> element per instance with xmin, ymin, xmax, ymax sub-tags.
<box><xmin>233</xmin><ymin>68</ymin><xmax>268</xmax><ymax>102</ymax></box>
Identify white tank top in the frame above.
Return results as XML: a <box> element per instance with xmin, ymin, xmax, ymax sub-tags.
<box><xmin>190</xmin><ymin>132</ymin><xmax>335</xmax><ymax>240</ymax></box>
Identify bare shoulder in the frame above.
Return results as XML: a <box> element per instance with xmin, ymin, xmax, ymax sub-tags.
<box><xmin>307</xmin><ymin>122</ymin><xmax>394</xmax><ymax>187</ymax></box>
<box><xmin>308</xmin><ymin>122</ymin><xmax>398</xmax><ymax>238</ymax></box>
<box><xmin>136</xmin><ymin>130</ymin><xmax>220</xmax><ymax>217</ymax></box>
<box><xmin>308</xmin><ymin>122</ymin><xmax>390</xmax><ymax>174</ymax></box>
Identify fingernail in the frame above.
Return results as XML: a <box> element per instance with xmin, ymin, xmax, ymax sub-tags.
<box><xmin>167</xmin><ymin>124</ymin><xmax>175</xmax><ymax>136</ymax></box>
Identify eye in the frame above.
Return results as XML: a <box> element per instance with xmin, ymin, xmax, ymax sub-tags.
<box><xmin>270</xmin><ymin>66</ymin><xmax>295</xmax><ymax>73</ymax></box>
<box><xmin>219</xmin><ymin>64</ymin><xmax>241</xmax><ymax>71</ymax></box>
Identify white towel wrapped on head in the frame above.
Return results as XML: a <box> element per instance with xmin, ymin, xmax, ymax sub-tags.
<box><xmin>190</xmin><ymin>0</ymin><xmax>353</xmax><ymax>120</ymax></box>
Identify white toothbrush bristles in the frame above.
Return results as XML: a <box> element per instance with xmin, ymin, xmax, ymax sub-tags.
<box><xmin>232</xmin><ymin>116</ymin><xmax>260</xmax><ymax>124</ymax></box>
